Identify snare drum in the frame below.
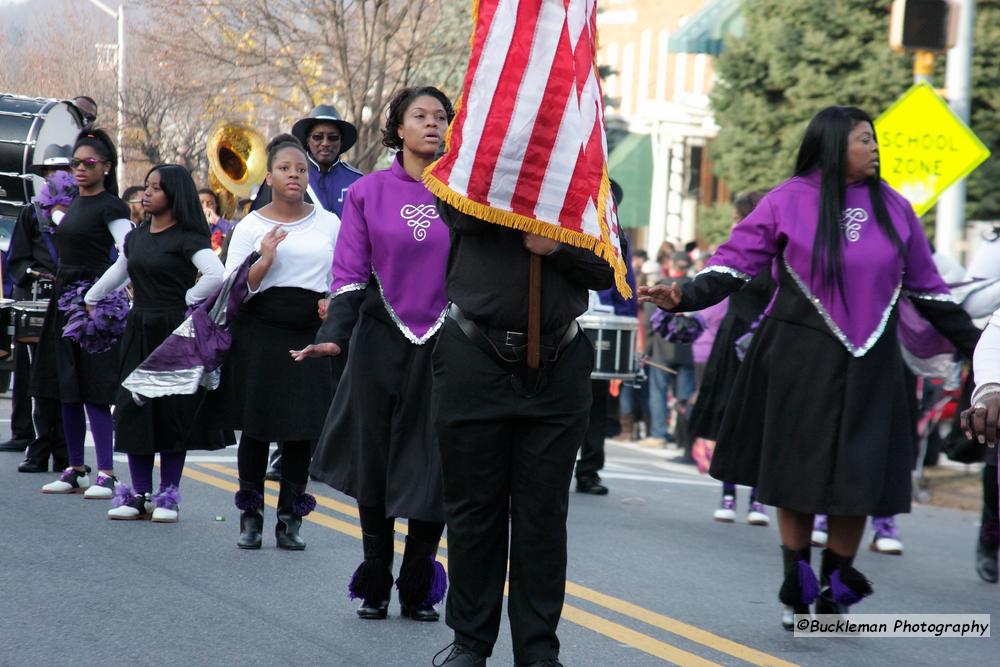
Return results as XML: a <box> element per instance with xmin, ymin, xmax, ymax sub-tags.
<box><xmin>577</xmin><ymin>313</ymin><xmax>639</xmax><ymax>380</ymax></box>
<box><xmin>0</xmin><ymin>298</ymin><xmax>13</xmax><ymax>358</ymax></box>
<box><xmin>13</xmin><ymin>300</ymin><xmax>49</xmax><ymax>344</ymax></box>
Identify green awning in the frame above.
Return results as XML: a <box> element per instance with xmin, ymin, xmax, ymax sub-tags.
<box><xmin>609</xmin><ymin>133</ymin><xmax>653</xmax><ymax>228</ymax></box>
<box><xmin>667</xmin><ymin>0</ymin><xmax>743</xmax><ymax>56</ymax></box>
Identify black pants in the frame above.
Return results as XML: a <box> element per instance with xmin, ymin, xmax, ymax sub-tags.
<box><xmin>19</xmin><ymin>343</ymin><xmax>66</xmax><ymax>466</ymax></box>
<box><xmin>982</xmin><ymin>459</ymin><xmax>999</xmax><ymax>550</ymax></box>
<box><xmin>10</xmin><ymin>333</ymin><xmax>35</xmax><ymax>442</ymax></box>
<box><xmin>433</xmin><ymin>319</ymin><xmax>592</xmax><ymax>664</ymax></box>
<box><xmin>238</xmin><ymin>435</ymin><xmax>312</xmax><ymax>484</ymax></box>
<box><xmin>575</xmin><ymin>380</ymin><xmax>608</xmax><ymax>481</ymax></box>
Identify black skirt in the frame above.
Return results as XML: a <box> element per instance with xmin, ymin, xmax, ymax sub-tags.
<box><xmin>709</xmin><ymin>264</ymin><xmax>915</xmax><ymax>516</ymax></box>
<box><xmin>114</xmin><ymin>305</ymin><xmax>226</xmax><ymax>455</ymax></box>
<box><xmin>310</xmin><ymin>287</ymin><xmax>444</xmax><ymax>522</ymax></box>
<box><xmin>690</xmin><ymin>271</ymin><xmax>774</xmax><ymax>441</ymax></box>
<box><xmin>206</xmin><ymin>287</ymin><xmax>333</xmax><ymax>442</ymax></box>
<box><xmin>29</xmin><ymin>265</ymin><xmax>121</xmax><ymax>404</ymax></box>
<box><xmin>689</xmin><ymin>315</ymin><xmax>748</xmax><ymax>441</ymax></box>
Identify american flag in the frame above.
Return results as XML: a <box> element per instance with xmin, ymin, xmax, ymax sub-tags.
<box><xmin>424</xmin><ymin>0</ymin><xmax>630</xmax><ymax>297</ymax></box>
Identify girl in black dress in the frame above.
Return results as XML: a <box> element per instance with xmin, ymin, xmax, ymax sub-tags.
<box><xmin>85</xmin><ymin>165</ymin><xmax>225</xmax><ymax>521</ymax></box>
<box><xmin>219</xmin><ymin>134</ymin><xmax>339</xmax><ymax>550</ymax></box>
<box><xmin>687</xmin><ymin>191</ymin><xmax>774</xmax><ymax>525</ymax></box>
<box><xmin>36</xmin><ymin>129</ymin><xmax>131</xmax><ymax>500</ymax></box>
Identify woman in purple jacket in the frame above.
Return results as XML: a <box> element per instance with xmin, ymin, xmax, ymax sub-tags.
<box><xmin>640</xmin><ymin>106</ymin><xmax>980</xmax><ymax>629</ymax></box>
<box><xmin>293</xmin><ymin>87</ymin><xmax>454</xmax><ymax>623</ymax></box>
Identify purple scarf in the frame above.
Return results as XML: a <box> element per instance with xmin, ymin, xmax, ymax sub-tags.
<box><xmin>120</xmin><ymin>253</ymin><xmax>255</xmax><ymax>401</ymax></box>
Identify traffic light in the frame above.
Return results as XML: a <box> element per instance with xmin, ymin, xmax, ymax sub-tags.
<box><xmin>889</xmin><ymin>0</ymin><xmax>959</xmax><ymax>53</ymax></box>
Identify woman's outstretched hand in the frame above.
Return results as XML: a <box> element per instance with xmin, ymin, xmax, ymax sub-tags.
<box><xmin>290</xmin><ymin>342</ymin><xmax>341</xmax><ymax>362</ymax></box>
<box><xmin>961</xmin><ymin>394</ymin><xmax>1000</xmax><ymax>447</ymax></box>
<box><xmin>637</xmin><ymin>283</ymin><xmax>682</xmax><ymax>311</ymax></box>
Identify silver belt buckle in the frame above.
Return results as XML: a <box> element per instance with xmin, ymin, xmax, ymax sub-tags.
<box><xmin>504</xmin><ymin>330</ymin><xmax>524</xmax><ymax>347</ymax></box>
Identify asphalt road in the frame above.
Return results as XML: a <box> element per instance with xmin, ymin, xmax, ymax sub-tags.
<box><xmin>0</xmin><ymin>411</ymin><xmax>996</xmax><ymax>666</ymax></box>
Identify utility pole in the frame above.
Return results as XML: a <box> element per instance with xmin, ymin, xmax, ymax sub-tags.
<box><xmin>936</xmin><ymin>0</ymin><xmax>975</xmax><ymax>261</ymax></box>
<box><xmin>83</xmin><ymin>0</ymin><xmax>125</xmax><ymax>192</ymax></box>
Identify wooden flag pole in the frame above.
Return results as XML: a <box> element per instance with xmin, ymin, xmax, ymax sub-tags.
<box><xmin>527</xmin><ymin>254</ymin><xmax>542</xmax><ymax>369</ymax></box>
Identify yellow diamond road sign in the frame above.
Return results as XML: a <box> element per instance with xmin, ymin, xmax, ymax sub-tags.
<box><xmin>874</xmin><ymin>82</ymin><xmax>990</xmax><ymax>217</ymax></box>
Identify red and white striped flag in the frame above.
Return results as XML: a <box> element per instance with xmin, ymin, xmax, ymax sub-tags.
<box><xmin>424</xmin><ymin>0</ymin><xmax>630</xmax><ymax>297</ymax></box>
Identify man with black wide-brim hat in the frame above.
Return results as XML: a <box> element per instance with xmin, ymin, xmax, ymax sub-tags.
<box><xmin>0</xmin><ymin>144</ymin><xmax>71</xmax><ymax>472</ymax></box>
<box><xmin>252</xmin><ymin>105</ymin><xmax>363</xmax><ymax>219</ymax></box>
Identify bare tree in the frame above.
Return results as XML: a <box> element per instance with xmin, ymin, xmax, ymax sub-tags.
<box><xmin>144</xmin><ymin>0</ymin><xmax>471</xmax><ymax>172</ymax></box>
<box><xmin>0</xmin><ymin>1</ymin><xmax>220</xmax><ymax>186</ymax></box>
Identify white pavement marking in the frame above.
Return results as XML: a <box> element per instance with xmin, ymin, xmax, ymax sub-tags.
<box><xmin>598</xmin><ymin>471</ymin><xmax>719</xmax><ymax>487</ymax></box>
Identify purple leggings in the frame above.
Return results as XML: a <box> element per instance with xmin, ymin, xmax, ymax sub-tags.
<box><xmin>127</xmin><ymin>452</ymin><xmax>187</xmax><ymax>495</ymax></box>
<box><xmin>722</xmin><ymin>483</ymin><xmax>758</xmax><ymax>501</ymax></box>
<box><xmin>62</xmin><ymin>402</ymin><xmax>113</xmax><ymax>470</ymax></box>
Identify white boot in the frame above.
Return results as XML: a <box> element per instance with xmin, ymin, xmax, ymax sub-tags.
<box><xmin>151</xmin><ymin>486</ymin><xmax>181</xmax><ymax>523</ymax></box>
<box><xmin>83</xmin><ymin>472</ymin><xmax>118</xmax><ymax>499</ymax></box>
<box><xmin>42</xmin><ymin>467</ymin><xmax>91</xmax><ymax>494</ymax></box>
<box><xmin>713</xmin><ymin>495</ymin><xmax>736</xmax><ymax>522</ymax></box>
<box><xmin>107</xmin><ymin>486</ymin><xmax>153</xmax><ymax>520</ymax></box>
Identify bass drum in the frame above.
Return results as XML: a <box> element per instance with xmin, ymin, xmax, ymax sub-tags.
<box><xmin>0</xmin><ymin>94</ymin><xmax>83</xmax><ymax>221</ymax></box>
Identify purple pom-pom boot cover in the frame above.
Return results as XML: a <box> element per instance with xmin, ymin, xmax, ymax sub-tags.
<box><xmin>779</xmin><ymin>545</ymin><xmax>819</xmax><ymax>609</ymax></box>
<box><xmin>235</xmin><ymin>478</ymin><xmax>265</xmax><ymax>549</ymax></box>
<box><xmin>820</xmin><ymin>548</ymin><xmax>873</xmax><ymax>610</ymax></box>
<box><xmin>349</xmin><ymin>531</ymin><xmax>395</xmax><ymax>604</ymax></box>
<box><xmin>396</xmin><ymin>535</ymin><xmax>448</xmax><ymax>608</ymax></box>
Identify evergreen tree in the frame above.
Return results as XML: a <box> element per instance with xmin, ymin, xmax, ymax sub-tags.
<box><xmin>968</xmin><ymin>0</ymin><xmax>1000</xmax><ymax>220</ymax></box>
<box><xmin>711</xmin><ymin>0</ymin><xmax>999</xmax><ymax>221</ymax></box>
<box><xmin>710</xmin><ymin>0</ymin><xmax>912</xmax><ymax>193</ymax></box>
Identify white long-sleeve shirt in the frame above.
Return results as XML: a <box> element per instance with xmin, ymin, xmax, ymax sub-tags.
<box><xmin>223</xmin><ymin>207</ymin><xmax>340</xmax><ymax>295</ymax></box>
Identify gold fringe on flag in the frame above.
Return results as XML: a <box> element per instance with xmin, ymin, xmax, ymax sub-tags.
<box><xmin>424</xmin><ymin>0</ymin><xmax>632</xmax><ymax>299</ymax></box>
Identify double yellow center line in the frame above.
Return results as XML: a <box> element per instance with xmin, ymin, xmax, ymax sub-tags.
<box><xmin>185</xmin><ymin>463</ymin><xmax>797</xmax><ymax>667</ymax></box>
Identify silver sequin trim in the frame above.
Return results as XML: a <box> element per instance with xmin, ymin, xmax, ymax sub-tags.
<box><xmin>697</xmin><ymin>265</ymin><xmax>751</xmax><ymax>282</ymax></box>
<box><xmin>331</xmin><ymin>282</ymin><xmax>366</xmax><ymax>299</ymax></box>
<box><xmin>782</xmin><ymin>257</ymin><xmax>900</xmax><ymax>358</ymax></box>
<box><xmin>972</xmin><ymin>383</ymin><xmax>1000</xmax><ymax>406</ymax></box>
<box><xmin>900</xmin><ymin>347</ymin><xmax>960</xmax><ymax>382</ymax></box>
<box><xmin>902</xmin><ymin>290</ymin><xmax>957</xmax><ymax>304</ymax></box>
<box><xmin>122</xmin><ymin>367</ymin><xmax>210</xmax><ymax>398</ymax></box>
<box><xmin>372</xmin><ymin>270</ymin><xmax>447</xmax><ymax>345</ymax></box>
<box><xmin>173</xmin><ymin>317</ymin><xmax>196</xmax><ymax>338</ymax></box>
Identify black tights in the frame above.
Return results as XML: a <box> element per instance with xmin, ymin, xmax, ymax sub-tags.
<box><xmin>238</xmin><ymin>434</ymin><xmax>312</xmax><ymax>484</ymax></box>
<box><xmin>358</xmin><ymin>504</ymin><xmax>444</xmax><ymax>544</ymax></box>
<box><xmin>983</xmin><ymin>463</ymin><xmax>999</xmax><ymax>549</ymax></box>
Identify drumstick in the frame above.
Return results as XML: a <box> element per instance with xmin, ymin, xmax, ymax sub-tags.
<box><xmin>641</xmin><ymin>356</ymin><xmax>678</xmax><ymax>375</ymax></box>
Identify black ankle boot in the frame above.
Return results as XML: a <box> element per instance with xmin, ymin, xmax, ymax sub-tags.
<box><xmin>350</xmin><ymin>531</ymin><xmax>395</xmax><ymax>619</ymax></box>
<box><xmin>975</xmin><ymin>540</ymin><xmax>998</xmax><ymax>583</ymax></box>
<box><xmin>275</xmin><ymin>479</ymin><xmax>315</xmax><ymax>550</ymax></box>
<box><xmin>235</xmin><ymin>479</ymin><xmax>265</xmax><ymax>550</ymax></box>
<box><xmin>815</xmin><ymin>548</ymin><xmax>873</xmax><ymax>615</ymax></box>
<box><xmin>397</xmin><ymin>534</ymin><xmax>447</xmax><ymax>622</ymax></box>
<box><xmin>779</xmin><ymin>545</ymin><xmax>818</xmax><ymax>630</ymax></box>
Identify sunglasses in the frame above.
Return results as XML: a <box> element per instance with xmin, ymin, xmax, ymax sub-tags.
<box><xmin>309</xmin><ymin>133</ymin><xmax>341</xmax><ymax>142</ymax></box>
<box><xmin>71</xmin><ymin>157</ymin><xmax>105</xmax><ymax>169</ymax></box>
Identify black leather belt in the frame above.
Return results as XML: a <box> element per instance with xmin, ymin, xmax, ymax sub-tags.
<box><xmin>447</xmin><ymin>303</ymin><xmax>579</xmax><ymax>364</ymax></box>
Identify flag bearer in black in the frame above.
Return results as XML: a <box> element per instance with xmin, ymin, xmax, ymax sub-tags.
<box><xmin>430</xmin><ymin>203</ymin><xmax>614</xmax><ymax>667</ymax></box>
